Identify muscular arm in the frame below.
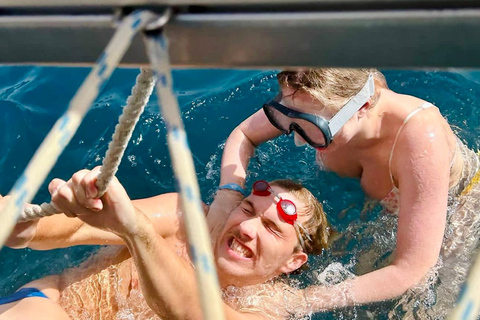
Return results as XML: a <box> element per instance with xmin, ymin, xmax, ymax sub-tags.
<box><xmin>6</xmin><ymin>193</ymin><xmax>184</xmax><ymax>250</ymax></box>
<box><xmin>46</xmin><ymin>168</ymin><xmax>267</xmax><ymax>320</ymax></box>
<box><xmin>305</xmin><ymin>116</ymin><xmax>451</xmax><ymax>309</ymax></box>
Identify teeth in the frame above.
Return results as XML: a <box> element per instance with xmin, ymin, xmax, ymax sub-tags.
<box><xmin>230</xmin><ymin>239</ymin><xmax>252</xmax><ymax>258</ymax></box>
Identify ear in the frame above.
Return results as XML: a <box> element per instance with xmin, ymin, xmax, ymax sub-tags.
<box><xmin>357</xmin><ymin>99</ymin><xmax>372</xmax><ymax>119</ymax></box>
<box><xmin>357</xmin><ymin>98</ymin><xmax>372</xmax><ymax>118</ymax></box>
<box><xmin>279</xmin><ymin>251</ymin><xmax>308</xmax><ymax>274</ymax></box>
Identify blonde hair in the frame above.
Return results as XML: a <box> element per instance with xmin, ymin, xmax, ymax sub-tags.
<box><xmin>270</xmin><ymin>179</ymin><xmax>331</xmax><ymax>255</ymax></box>
<box><xmin>277</xmin><ymin>68</ymin><xmax>388</xmax><ymax>113</ymax></box>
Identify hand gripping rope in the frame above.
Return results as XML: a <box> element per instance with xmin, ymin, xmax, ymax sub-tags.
<box><xmin>0</xmin><ymin>9</ymin><xmax>225</xmax><ymax>320</ymax></box>
<box><xmin>20</xmin><ymin>67</ymin><xmax>155</xmax><ymax>221</ymax></box>
<box><xmin>0</xmin><ymin>11</ymin><xmax>159</xmax><ymax>248</ymax></box>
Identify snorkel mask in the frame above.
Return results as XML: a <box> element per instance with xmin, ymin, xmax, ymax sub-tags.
<box><xmin>263</xmin><ymin>74</ymin><xmax>375</xmax><ymax>149</ymax></box>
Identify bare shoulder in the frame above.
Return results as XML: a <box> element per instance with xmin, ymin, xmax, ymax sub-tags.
<box><xmin>395</xmin><ymin>105</ymin><xmax>453</xmax><ymax>158</ymax></box>
<box><xmin>133</xmin><ymin>193</ymin><xmax>208</xmax><ymax>215</ymax></box>
<box><xmin>132</xmin><ymin>193</ymin><xmax>181</xmax><ymax>216</ymax></box>
<box><xmin>131</xmin><ymin>193</ymin><xmax>209</xmax><ymax>241</ymax></box>
<box><xmin>391</xmin><ymin>101</ymin><xmax>453</xmax><ymax>197</ymax></box>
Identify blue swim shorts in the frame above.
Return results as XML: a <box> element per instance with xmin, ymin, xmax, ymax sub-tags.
<box><xmin>0</xmin><ymin>288</ymin><xmax>49</xmax><ymax>305</ymax></box>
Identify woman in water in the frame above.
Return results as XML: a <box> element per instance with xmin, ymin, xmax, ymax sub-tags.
<box><xmin>217</xmin><ymin>68</ymin><xmax>480</xmax><ymax>316</ymax></box>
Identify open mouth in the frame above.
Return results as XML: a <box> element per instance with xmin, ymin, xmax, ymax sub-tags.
<box><xmin>228</xmin><ymin>237</ymin><xmax>254</xmax><ymax>259</ymax></box>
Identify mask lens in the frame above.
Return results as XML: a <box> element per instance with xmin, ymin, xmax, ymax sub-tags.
<box><xmin>289</xmin><ymin>118</ymin><xmax>327</xmax><ymax>146</ymax></box>
<box><xmin>263</xmin><ymin>104</ymin><xmax>294</xmax><ymax>134</ymax></box>
<box><xmin>264</xmin><ymin>98</ymin><xmax>330</xmax><ymax>148</ymax></box>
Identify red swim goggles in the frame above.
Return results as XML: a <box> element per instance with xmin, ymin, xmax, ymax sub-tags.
<box><xmin>252</xmin><ymin>180</ymin><xmax>297</xmax><ymax>225</ymax></box>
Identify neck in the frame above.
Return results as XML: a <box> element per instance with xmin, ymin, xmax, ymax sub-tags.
<box><xmin>349</xmin><ymin>88</ymin><xmax>391</xmax><ymax>149</ymax></box>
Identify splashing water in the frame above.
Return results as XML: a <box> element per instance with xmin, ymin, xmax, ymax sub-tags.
<box><xmin>1</xmin><ymin>67</ymin><xmax>480</xmax><ymax>319</ymax></box>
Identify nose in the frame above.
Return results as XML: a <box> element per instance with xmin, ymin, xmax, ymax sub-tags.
<box><xmin>238</xmin><ymin>217</ymin><xmax>260</xmax><ymax>241</ymax></box>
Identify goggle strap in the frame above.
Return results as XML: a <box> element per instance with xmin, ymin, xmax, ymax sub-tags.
<box><xmin>329</xmin><ymin>74</ymin><xmax>375</xmax><ymax>136</ymax></box>
<box><xmin>296</xmin><ymin>222</ymin><xmax>312</xmax><ymax>242</ymax></box>
<box><xmin>294</xmin><ymin>223</ymin><xmax>307</xmax><ymax>251</ymax></box>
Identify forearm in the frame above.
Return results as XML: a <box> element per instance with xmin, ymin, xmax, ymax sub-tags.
<box><xmin>17</xmin><ymin>194</ymin><xmax>182</xmax><ymax>250</ymax></box>
<box><xmin>220</xmin><ymin>129</ymin><xmax>256</xmax><ymax>186</ymax></box>
<box><xmin>28</xmin><ymin>214</ymin><xmax>123</xmax><ymax>250</ymax></box>
<box><xmin>306</xmin><ymin>264</ymin><xmax>423</xmax><ymax>310</ymax></box>
<box><xmin>120</xmin><ymin>212</ymin><xmax>203</xmax><ymax>320</ymax></box>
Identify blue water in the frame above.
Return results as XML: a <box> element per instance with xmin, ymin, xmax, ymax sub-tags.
<box><xmin>1</xmin><ymin>66</ymin><xmax>479</xmax><ymax>319</ymax></box>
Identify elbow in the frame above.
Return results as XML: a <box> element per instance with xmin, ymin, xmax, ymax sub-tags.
<box><xmin>5</xmin><ymin>221</ymin><xmax>39</xmax><ymax>249</ymax></box>
<box><xmin>228</xmin><ymin>125</ymin><xmax>258</xmax><ymax>149</ymax></box>
<box><xmin>5</xmin><ymin>239</ymin><xmax>30</xmax><ymax>249</ymax></box>
<box><xmin>391</xmin><ymin>260</ymin><xmax>437</xmax><ymax>296</ymax></box>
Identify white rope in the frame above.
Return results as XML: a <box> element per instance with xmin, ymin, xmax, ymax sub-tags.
<box><xmin>0</xmin><ymin>11</ymin><xmax>158</xmax><ymax>250</ymax></box>
<box><xmin>20</xmin><ymin>68</ymin><xmax>155</xmax><ymax>221</ymax></box>
<box><xmin>97</xmin><ymin>68</ymin><xmax>155</xmax><ymax>196</ymax></box>
<box><xmin>144</xmin><ymin>33</ymin><xmax>226</xmax><ymax>320</ymax></box>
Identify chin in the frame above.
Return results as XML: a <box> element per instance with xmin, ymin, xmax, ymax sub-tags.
<box><xmin>216</xmin><ymin>259</ymin><xmax>255</xmax><ymax>287</ymax></box>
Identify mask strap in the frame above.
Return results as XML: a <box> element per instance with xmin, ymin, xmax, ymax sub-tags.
<box><xmin>329</xmin><ymin>74</ymin><xmax>375</xmax><ymax>136</ymax></box>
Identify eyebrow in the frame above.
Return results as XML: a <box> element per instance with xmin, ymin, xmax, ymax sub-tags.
<box><xmin>245</xmin><ymin>198</ymin><xmax>283</xmax><ymax>233</ymax></box>
<box><xmin>243</xmin><ymin>198</ymin><xmax>256</xmax><ymax>213</ymax></box>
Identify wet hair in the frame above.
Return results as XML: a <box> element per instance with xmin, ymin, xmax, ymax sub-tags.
<box><xmin>277</xmin><ymin>68</ymin><xmax>388</xmax><ymax>113</ymax></box>
<box><xmin>269</xmin><ymin>179</ymin><xmax>331</xmax><ymax>255</ymax></box>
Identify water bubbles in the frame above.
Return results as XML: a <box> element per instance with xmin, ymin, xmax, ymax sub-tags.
<box><xmin>315</xmin><ymin>262</ymin><xmax>355</xmax><ymax>286</ymax></box>
<box><xmin>144</xmin><ymin>117</ymin><xmax>153</xmax><ymax>124</ymax></box>
<box><xmin>133</xmin><ymin>134</ymin><xmax>143</xmax><ymax>145</ymax></box>
<box><xmin>127</xmin><ymin>155</ymin><xmax>137</xmax><ymax>167</ymax></box>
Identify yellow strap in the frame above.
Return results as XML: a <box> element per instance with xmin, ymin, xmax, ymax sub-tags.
<box><xmin>460</xmin><ymin>151</ymin><xmax>480</xmax><ymax>197</ymax></box>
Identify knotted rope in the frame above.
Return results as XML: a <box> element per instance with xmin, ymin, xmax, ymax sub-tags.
<box><xmin>0</xmin><ymin>11</ymin><xmax>158</xmax><ymax>250</ymax></box>
<box><xmin>20</xmin><ymin>68</ymin><xmax>155</xmax><ymax>221</ymax></box>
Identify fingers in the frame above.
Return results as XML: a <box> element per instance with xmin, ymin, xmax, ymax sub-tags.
<box><xmin>80</xmin><ymin>167</ymin><xmax>102</xmax><ymax>199</ymax></box>
<box><xmin>75</xmin><ymin>168</ymin><xmax>103</xmax><ymax>211</ymax></box>
<box><xmin>48</xmin><ymin>178</ymin><xmax>66</xmax><ymax>196</ymax></box>
<box><xmin>49</xmin><ymin>169</ymin><xmax>104</xmax><ymax>217</ymax></box>
<box><xmin>49</xmin><ymin>178</ymin><xmax>78</xmax><ymax>217</ymax></box>
<box><xmin>51</xmin><ymin>179</ymin><xmax>78</xmax><ymax>218</ymax></box>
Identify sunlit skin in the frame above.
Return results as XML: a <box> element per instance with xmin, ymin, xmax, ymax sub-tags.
<box><xmin>216</xmin><ymin>187</ymin><xmax>308</xmax><ymax>287</ymax></box>
<box><xmin>219</xmin><ymin>72</ymin><xmax>464</xmax><ymax>309</ymax></box>
<box><xmin>1</xmin><ymin>171</ymin><xmax>311</xmax><ymax>320</ymax></box>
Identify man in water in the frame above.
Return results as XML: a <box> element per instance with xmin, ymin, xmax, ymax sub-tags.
<box><xmin>1</xmin><ymin>167</ymin><xmax>331</xmax><ymax>319</ymax></box>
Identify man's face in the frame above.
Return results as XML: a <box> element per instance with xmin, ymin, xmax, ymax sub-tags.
<box><xmin>215</xmin><ymin>185</ymin><xmax>308</xmax><ymax>287</ymax></box>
